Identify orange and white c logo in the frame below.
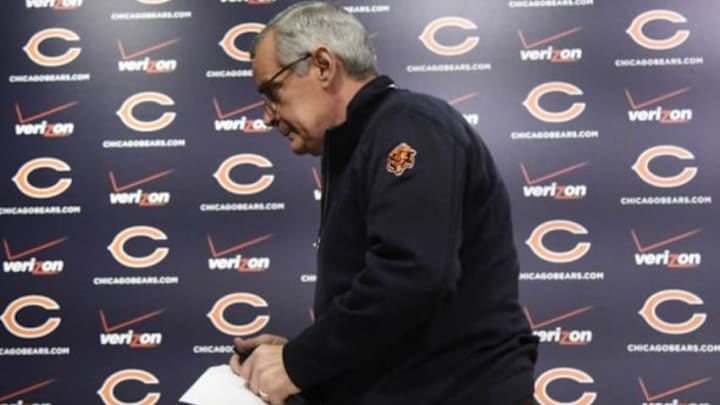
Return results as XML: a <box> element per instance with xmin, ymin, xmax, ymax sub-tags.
<box><xmin>632</xmin><ymin>145</ymin><xmax>697</xmax><ymax>188</ymax></box>
<box><xmin>12</xmin><ymin>157</ymin><xmax>72</xmax><ymax>199</ymax></box>
<box><xmin>116</xmin><ymin>92</ymin><xmax>176</xmax><ymax>132</ymax></box>
<box><xmin>23</xmin><ymin>28</ymin><xmax>81</xmax><ymax>67</ymax></box>
<box><xmin>107</xmin><ymin>226</ymin><xmax>169</xmax><ymax>269</ymax></box>
<box><xmin>213</xmin><ymin>154</ymin><xmax>275</xmax><ymax>195</ymax></box>
<box><xmin>219</xmin><ymin>23</ymin><xmax>265</xmax><ymax>62</ymax></box>
<box><xmin>526</xmin><ymin>220</ymin><xmax>590</xmax><ymax>263</ymax></box>
<box><xmin>626</xmin><ymin>10</ymin><xmax>690</xmax><ymax>50</ymax></box>
<box><xmin>523</xmin><ymin>82</ymin><xmax>586</xmax><ymax>123</ymax></box>
<box><xmin>97</xmin><ymin>369</ymin><xmax>160</xmax><ymax>405</ymax></box>
<box><xmin>535</xmin><ymin>367</ymin><xmax>596</xmax><ymax>405</ymax></box>
<box><xmin>207</xmin><ymin>293</ymin><xmax>270</xmax><ymax>336</ymax></box>
<box><xmin>1</xmin><ymin>295</ymin><xmax>61</xmax><ymax>339</ymax></box>
<box><xmin>418</xmin><ymin>17</ymin><xmax>479</xmax><ymax>56</ymax></box>
<box><xmin>639</xmin><ymin>289</ymin><xmax>706</xmax><ymax>335</ymax></box>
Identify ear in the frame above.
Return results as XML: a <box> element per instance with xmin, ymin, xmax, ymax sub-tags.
<box><xmin>311</xmin><ymin>46</ymin><xmax>336</xmax><ymax>88</ymax></box>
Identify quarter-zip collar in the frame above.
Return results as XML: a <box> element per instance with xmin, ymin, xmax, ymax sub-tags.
<box><xmin>323</xmin><ymin>75</ymin><xmax>396</xmax><ymax>171</ymax></box>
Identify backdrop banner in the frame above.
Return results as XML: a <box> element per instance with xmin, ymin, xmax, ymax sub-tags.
<box><xmin>1</xmin><ymin>0</ymin><xmax>718</xmax><ymax>404</ymax></box>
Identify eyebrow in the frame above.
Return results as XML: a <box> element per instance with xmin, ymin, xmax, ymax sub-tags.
<box><xmin>257</xmin><ymin>52</ymin><xmax>312</xmax><ymax>95</ymax></box>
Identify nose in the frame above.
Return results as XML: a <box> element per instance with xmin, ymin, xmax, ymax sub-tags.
<box><xmin>263</xmin><ymin>103</ymin><xmax>279</xmax><ymax>127</ymax></box>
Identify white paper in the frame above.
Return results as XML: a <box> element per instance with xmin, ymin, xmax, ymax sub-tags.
<box><xmin>179</xmin><ymin>364</ymin><xmax>267</xmax><ymax>405</ymax></box>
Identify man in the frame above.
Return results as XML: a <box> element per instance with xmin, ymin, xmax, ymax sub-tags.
<box><xmin>230</xmin><ymin>2</ymin><xmax>538</xmax><ymax>404</ymax></box>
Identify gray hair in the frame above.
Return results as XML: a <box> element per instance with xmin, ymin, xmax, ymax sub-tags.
<box><xmin>251</xmin><ymin>1</ymin><xmax>377</xmax><ymax>79</ymax></box>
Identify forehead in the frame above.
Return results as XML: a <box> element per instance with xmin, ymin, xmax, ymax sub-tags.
<box><xmin>251</xmin><ymin>33</ymin><xmax>280</xmax><ymax>83</ymax></box>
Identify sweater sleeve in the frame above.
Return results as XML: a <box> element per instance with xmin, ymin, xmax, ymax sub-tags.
<box><xmin>283</xmin><ymin>106</ymin><xmax>467</xmax><ymax>390</ymax></box>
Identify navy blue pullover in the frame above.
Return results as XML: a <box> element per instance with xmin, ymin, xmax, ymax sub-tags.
<box><xmin>283</xmin><ymin>76</ymin><xmax>538</xmax><ymax>405</ymax></box>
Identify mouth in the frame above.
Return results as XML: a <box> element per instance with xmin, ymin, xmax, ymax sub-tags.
<box><xmin>281</xmin><ymin>127</ymin><xmax>296</xmax><ymax>140</ymax></box>
<box><xmin>278</xmin><ymin>123</ymin><xmax>299</xmax><ymax>143</ymax></box>
<box><xmin>276</xmin><ymin>124</ymin><xmax>291</xmax><ymax>138</ymax></box>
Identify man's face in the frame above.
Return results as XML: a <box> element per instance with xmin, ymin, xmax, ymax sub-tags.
<box><xmin>252</xmin><ymin>34</ymin><xmax>330</xmax><ymax>156</ymax></box>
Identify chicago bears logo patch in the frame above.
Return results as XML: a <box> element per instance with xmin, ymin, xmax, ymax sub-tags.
<box><xmin>386</xmin><ymin>142</ymin><xmax>417</xmax><ymax>176</ymax></box>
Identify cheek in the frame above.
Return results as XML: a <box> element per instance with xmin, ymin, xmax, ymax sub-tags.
<box><xmin>284</xmin><ymin>105</ymin><xmax>321</xmax><ymax>136</ymax></box>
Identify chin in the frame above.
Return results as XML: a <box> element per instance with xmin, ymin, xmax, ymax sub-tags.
<box><xmin>290</xmin><ymin>145</ymin><xmax>310</xmax><ymax>155</ymax></box>
<box><xmin>289</xmin><ymin>140</ymin><xmax>321</xmax><ymax>156</ymax></box>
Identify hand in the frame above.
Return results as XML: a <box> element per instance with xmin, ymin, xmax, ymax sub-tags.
<box><xmin>229</xmin><ymin>334</ymin><xmax>288</xmax><ymax>376</ymax></box>
<box><xmin>241</xmin><ymin>344</ymin><xmax>301</xmax><ymax>405</ymax></box>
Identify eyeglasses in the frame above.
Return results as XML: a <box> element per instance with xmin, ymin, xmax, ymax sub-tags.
<box><xmin>257</xmin><ymin>52</ymin><xmax>312</xmax><ymax>107</ymax></box>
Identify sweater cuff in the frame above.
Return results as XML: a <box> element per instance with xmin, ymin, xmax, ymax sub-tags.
<box><xmin>282</xmin><ymin>339</ymin><xmax>316</xmax><ymax>390</ymax></box>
